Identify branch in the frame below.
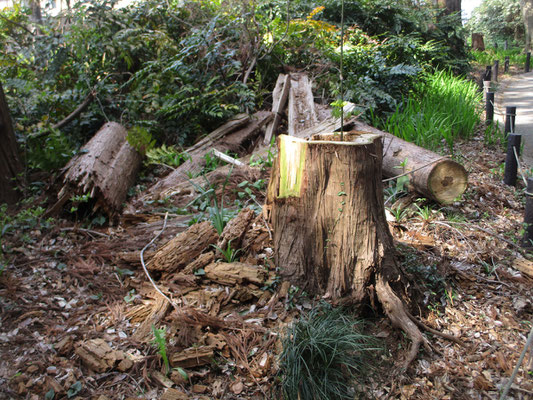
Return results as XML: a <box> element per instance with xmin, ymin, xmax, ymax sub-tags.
<box><xmin>0</xmin><ymin>13</ymin><xmax>35</xmax><ymax>36</ymax></box>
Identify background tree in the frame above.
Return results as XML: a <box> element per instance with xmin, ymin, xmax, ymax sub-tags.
<box><xmin>466</xmin><ymin>0</ymin><xmax>524</xmax><ymax>46</ymax></box>
<box><xmin>520</xmin><ymin>0</ymin><xmax>533</xmax><ymax>51</ymax></box>
<box><xmin>0</xmin><ymin>81</ymin><xmax>23</xmax><ymax>205</ymax></box>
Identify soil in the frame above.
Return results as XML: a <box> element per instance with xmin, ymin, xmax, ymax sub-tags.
<box><xmin>1</xmin><ymin>111</ymin><xmax>533</xmax><ymax>398</ymax></box>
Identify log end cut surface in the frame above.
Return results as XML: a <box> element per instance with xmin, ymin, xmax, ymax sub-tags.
<box><xmin>428</xmin><ymin>160</ymin><xmax>468</xmax><ymax>204</ymax></box>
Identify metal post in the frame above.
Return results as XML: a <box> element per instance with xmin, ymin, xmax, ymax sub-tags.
<box><xmin>526</xmin><ymin>52</ymin><xmax>531</xmax><ymax>73</ymax></box>
<box><xmin>493</xmin><ymin>60</ymin><xmax>499</xmax><ymax>82</ymax></box>
<box><xmin>504</xmin><ymin>106</ymin><xmax>516</xmax><ymax>135</ymax></box>
<box><xmin>504</xmin><ymin>56</ymin><xmax>510</xmax><ymax>73</ymax></box>
<box><xmin>484</xmin><ymin>66</ymin><xmax>492</xmax><ymax>81</ymax></box>
<box><xmin>523</xmin><ymin>178</ymin><xmax>533</xmax><ymax>248</ymax></box>
<box><xmin>504</xmin><ymin>133</ymin><xmax>521</xmax><ymax>186</ymax></box>
<box><xmin>485</xmin><ymin>92</ymin><xmax>494</xmax><ymax>125</ymax></box>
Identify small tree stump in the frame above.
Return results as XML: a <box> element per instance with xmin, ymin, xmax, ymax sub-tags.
<box><xmin>267</xmin><ymin>133</ymin><xmax>424</xmax><ymax>366</ymax></box>
<box><xmin>472</xmin><ymin>33</ymin><xmax>485</xmax><ymax>50</ymax></box>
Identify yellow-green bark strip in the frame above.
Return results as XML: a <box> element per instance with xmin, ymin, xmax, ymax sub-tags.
<box><xmin>278</xmin><ymin>135</ymin><xmax>306</xmax><ymax>198</ymax></box>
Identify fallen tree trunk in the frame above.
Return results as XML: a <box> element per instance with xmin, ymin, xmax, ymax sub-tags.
<box><xmin>267</xmin><ymin>132</ymin><xmax>424</xmax><ymax>368</ymax></box>
<box><xmin>148</xmin><ymin>112</ymin><xmax>272</xmax><ymax>199</ymax></box>
<box><xmin>263</xmin><ymin>74</ymin><xmax>290</xmax><ymax>145</ymax></box>
<box><xmin>47</xmin><ymin>122</ymin><xmax>142</xmax><ymax>217</ymax></box>
<box><xmin>350</xmin><ymin>120</ymin><xmax>468</xmax><ymax>204</ymax></box>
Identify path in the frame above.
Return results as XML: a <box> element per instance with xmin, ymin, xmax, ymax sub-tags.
<box><xmin>495</xmin><ymin>71</ymin><xmax>533</xmax><ymax>169</ymax></box>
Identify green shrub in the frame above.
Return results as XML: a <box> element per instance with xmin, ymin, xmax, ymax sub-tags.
<box><xmin>279</xmin><ymin>303</ymin><xmax>381</xmax><ymax>400</ymax></box>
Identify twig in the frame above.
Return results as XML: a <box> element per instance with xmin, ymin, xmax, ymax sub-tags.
<box><xmin>60</xmin><ymin>227</ymin><xmax>110</xmax><ymax>238</ymax></box>
<box><xmin>140</xmin><ymin>212</ymin><xmax>180</xmax><ymax>312</ymax></box>
<box><xmin>382</xmin><ymin>156</ymin><xmax>450</xmax><ymax>182</ymax></box>
<box><xmin>500</xmin><ymin>324</ymin><xmax>533</xmax><ymax>400</ymax></box>
<box><xmin>513</xmin><ymin>146</ymin><xmax>528</xmax><ymax>187</ymax></box>
<box><xmin>0</xmin><ymin>13</ymin><xmax>35</xmax><ymax>35</ymax></box>
<box><xmin>407</xmin><ymin>311</ymin><xmax>465</xmax><ymax>346</ymax></box>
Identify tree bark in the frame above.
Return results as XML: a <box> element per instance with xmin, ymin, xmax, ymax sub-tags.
<box><xmin>520</xmin><ymin>0</ymin><xmax>533</xmax><ymax>52</ymax></box>
<box><xmin>267</xmin><ymin>132</ymin><xmax>424</xmax><ymax>367</ymax></box>
<box><xmin>471</xmin><ymin>33</ymin><xmax>485</xmax><ymax>51</ymax></box>
<box><xmin>287</xmin><ymin>73</ymin><xmax>318</xmax><ymax>136</ymax></box>
<box><xmin>351</xmin><ymin>121</ymin><xmax>468</xmax><ymax>204</ymax></box>
<box><xmin>0</xmin><ymin>81</ymin><xmax>23</xmax><ymax>205</ymax></box>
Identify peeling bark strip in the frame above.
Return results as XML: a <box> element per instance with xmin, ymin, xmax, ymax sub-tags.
<box><xmin>50</xmin><ymin>122</ymin><xmax>142</xmax><ymax>216</ymax></box>
<box><xmin>264</xmin><ymin>73</ymin><xmax>290</xmax><ymax>145</ymax></box>
<box><xmin>287</xmin><ymin>73</ymin><xmax>318</xmax><ymax>136</ymax></box>
<box><xmin>352</xmin><ymin>120</ymin><xmax>468</xmax><ymax>204</ymax></box>
<box><xmin>268</xmin><ymin>132</ymin><xmax>425</xmax><ymax>367</ymax></box>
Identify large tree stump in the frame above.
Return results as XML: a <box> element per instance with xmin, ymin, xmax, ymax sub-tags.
<box><xmin>267</xmin><ymin>133</ymin><xmax>424</xmax><ymax>367</ymax></box>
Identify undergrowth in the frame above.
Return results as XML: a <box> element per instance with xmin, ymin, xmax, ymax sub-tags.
<box><xmin>373</xmin><ymin>69</ymin><xmax>482</xmax><ymax>152</ymax></box>
<box><xmin>279</xmin><ymin>302</ymin><xmax>381</xmax><ymax>400</ymax></box>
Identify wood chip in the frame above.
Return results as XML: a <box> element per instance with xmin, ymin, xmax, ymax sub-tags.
<box><xmin>204</xmin><ymin>262</ymin><xmax>268</xmax><ymax>286</ymax></box>
<box><xmin>512</xmin><ymin>257</ymin><xmax>533</xmax><ymax>278</ymax></box>
<box><xmin>160</xmin><ymin>388</ymin><xmax>188</xmax><ymax>400</ymax></box>
<box><xmin>170</xmin><ymin>346</ymin><xmax>214</xmax><ymax>368</ymax></box>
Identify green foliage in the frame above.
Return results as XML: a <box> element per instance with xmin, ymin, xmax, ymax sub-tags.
<box><xmin>211</xmin><ymin>239</ymin><xmax>241</xmax><ymax>263</ymax></box>
<box><xmin>373</xmin><ymin>70</ymin><xmax>482</xmax><ymax>152</ymax></box>
<box><xmin>127</xmin><ymin>126</ymin><xmax>156</xmax><ymax>155</ymax></box>
<box><xmin>145</xmin><ymin>145</ymin><xmax>190</xmax><ymax>168</ymax></box>
<box><xmin>279</xmin><ymin>302</ymin><xmax>381</xmax><ymax>400</ymax></box>
<box><xmin>465</xmin><ymin>0</ymin><xmax>523</xmax><ymax>46</ymax></box>
<box><xmin>152</xmin><ymin>325</ymin><xmax>170</xmax><ymax>375</ymax></box>
<box><xmin>471</xmin><ymin>47</ymin><xmax>527</xmax><ymax>67</ymax></box>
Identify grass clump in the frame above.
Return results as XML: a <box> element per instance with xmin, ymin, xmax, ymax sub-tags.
<box><xmin>373</xmin><ymin>69</ymin><xmax>482</xmax><ymax>152</ymax></box>
<box><xmin>471</xmin><ymin>47</ymin><xmax>527</xmax><ymax>67</ymax></box>
<box><xmin>279</xmin><ymin>303</ymin><xmax>381</xmax><ymax>400</ymax></box>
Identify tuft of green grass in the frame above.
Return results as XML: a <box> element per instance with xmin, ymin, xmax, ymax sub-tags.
<box><xmin>373</xmin><ymin>70</ymin><xmax>482</xmax><ymax>152</ymax></box>
<box><xmin>279</xmin><ymin>303</ymin><xmax>381</xmax><ymax>400</ymax></box>
<box><xmin>470</xmin><ymin>47</ymin><xmax>527</xmax><ymax>68</ymax></box>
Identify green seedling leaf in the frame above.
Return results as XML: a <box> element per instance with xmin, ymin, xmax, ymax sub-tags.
<box><xmin>67</xmin><ymin>381</ymin><xmax>82</xmax><ymax>398</ymax></box>
<box><xmin>45</xmin><ymin>389</ymin><xmax>55</xmax><ymax>400</ymax></box>
<box><xmin>194</xmin><ymin>268</ymin><xmax>205</xmax><ymax>276</ymax></box>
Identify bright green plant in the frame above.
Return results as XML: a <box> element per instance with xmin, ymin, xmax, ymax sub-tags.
<box><xmin>151</xmin><ymin>325</ymin><xmax>170</xmax><ymax>375</ymax></box>
<box><xmin>279</xmin><ymin>303</ymin><xmax>381</xmax><ymax>400</ymax></box>
<box><xmin>145</xmin><ymin>145</ymin><xmax>190</xmax><ymax>168</ymax></box>
<box><xmin>374</xmin><ymin>69</ymin><xmax>482</xmax><ymax>152</ymax></box>
<box><xmin>127</xmin><ymin>126</ymin><xmax>156</xmax><ymax>155</ymax></box>
<box><xmin>211</xmin><ymin>239</ymin><xmax>241</xmax><ymax>263</ymax></box>
<box><xmin>414</xmin><ymin>203</ymin><xmax>434</xmax><ymax>223</ymax></box>
<box><xmin>387</xmin><ymin>206</ymin><xmax>409</xmax><ymax>223</ymax></box>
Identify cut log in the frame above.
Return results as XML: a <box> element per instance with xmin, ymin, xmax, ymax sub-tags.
<box><xmin>148</xmin><ymin>221</ymin><xmax>218</xmax><ymax>272</ymax></box>
<box><xmin>48</xmin><ymin>122</ymin><xmax>142</xmax><ymax>217</ymax></box>
<box><xmin>148</xmin><ymin>112</ymin><xmax>272</xmax><ymax>199</ymax></box>
<box><xmin>267</xmin><ymin>132</ymin><xmax>425</xmax><ymax>367</ymax></box>
<box><xmin>264</xmin><ymin>74</ymin><xmax>290</xmax><ymax>145</ymax></box>
<box><xmin>351</xmin><ymin>120</ymin><xmax>468</xmax><ymax>204</ymax></box>
<box><xmin>287</xmin><ymin>73</ymin><xmax>318</xmax><ymax>136</ymax></box>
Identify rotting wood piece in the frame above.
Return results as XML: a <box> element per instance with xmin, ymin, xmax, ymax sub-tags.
<box><xmin>132</xmin><ymin>295</ymin><xmax>170</xmax><ymax>342</ymax></box>
<box><xmin>182</xmin><ymin>252</ymin><xmax>215</xmax><ymax>275</ymax></box>
<box><xmin>287</xmin><ymin>73</ymin><xmax>318</xmax><ymax>136</ymax></box>
<box><xmin>267</xmin><ymin>132</ymin><xmax>426</xmax><ymax>368</ymax></box>
<box><xmin>217</xmin><ymin>207</ymin><xmax>255</xmax><ymax>252</ymax></box>
<box><xmin>204</xmin><ymin>262</ymin><xmax>268</xmax><ymax>286</ymax></box>
<box><xmin>48</xmin><ymin>122</ymin><xmax>142</xmax><ymax>217</ymax></box>
<box><xmin>170</xmin><ymin>346</ymin><xmax>215</xmax><ymax>368</ymax></box>
<box><xmin>75</xmin><ymin>338</ymin><xmax>133</xmax><ymax>373</ymax></box>
<box><xmin>148</xmin><ymin>221</ymin><xmax>218</xmax><ymax>272</ymax></box>
<box><xmin>351</xmin><ymin>120</ymin><xmax>468</xmax><ymax>204</ymax></box>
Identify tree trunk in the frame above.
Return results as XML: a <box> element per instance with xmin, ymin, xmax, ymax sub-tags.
<box><xmin>0</xmin><ymin>81</ymin><xmax>23</xmax><ymax>205</ymax></box>
<box><xmin>438</xmin><ymin>0</ymin><xmax>461</xmax><ymax>16</ymax></box>
<box><xmin>520</xmin><ymin>0</ymin><xmax>533</xmax><ymax>52</ymax></box>
<box><xmin>48</xmin><ymin>122</ymin><xmax>142</xmax><ymax>217</ymax></box>
<box><xmin>351</xmin><ymin>121</ymin><xmax>468</xmax><ymax>204</ymax></box>
<box><xmin>471</xmin><ymin>33</ymin><xmax>485</xmax><ymax>51</ymax></box>
<box><xmin>267</xmin><ymin>132</ymin><xmax>424</xmax><ymax>366</ymax></box>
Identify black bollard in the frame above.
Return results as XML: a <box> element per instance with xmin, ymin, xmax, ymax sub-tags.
<box><xmin>526</xmin><ymin>52</ymin><xmax>531</xmax><ymax>73</ymax></box>
<box><xmin>522</xmin><ymin>178</ymin><xmax>533</xmax><ymax>248</ymax></box>
<box><xmin>485</xmin><ymin>92</ymin><xmax>494</xmax><ymax>125</ymax></box>
<box><xmin>493</xmin><ymin>60</ymin><xmax>499</xmax><ymax>82</ymax></box>
<box><xmin>504</xmin><ymin>133</ymin><xmax>521</xmax><ymax>186</ymax></box>
<box><xmin>484</xmin><ymin>65</ymin><xmax>492</xmax><ymax>81</ymax></box>
<box><xmin>504</xmin><ymin>106</ymin><xmax>517</xmax><ymax>134</ymax></box>
<box><xmin>504</xmin><ymin>56</ymin><xmax>510</xmax><ymax>73</ymax></box>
